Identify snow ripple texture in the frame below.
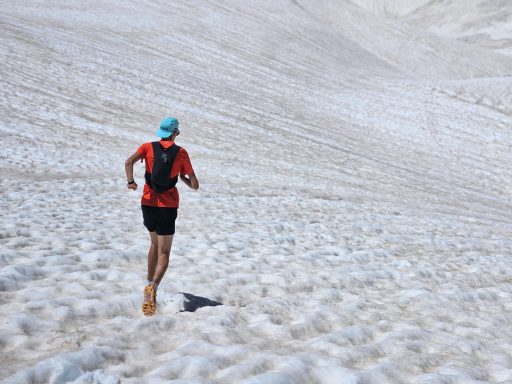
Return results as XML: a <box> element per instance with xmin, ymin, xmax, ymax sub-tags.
<box><xmin>1</xmin><ymin>1</ymin><xmax>512</xmax><ymax>383</ymax></box>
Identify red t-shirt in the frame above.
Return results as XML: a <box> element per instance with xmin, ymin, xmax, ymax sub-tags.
<box><xmin>136</xmin><ymin>140</ymin><xmax>194</xmax><ymax>208</ymax></box>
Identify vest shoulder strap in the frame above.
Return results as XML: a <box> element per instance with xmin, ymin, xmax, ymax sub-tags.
<box><xmin>151</xmin><ymin>141</ymin><xmax>181</xmax><ymax>157</ymax></box>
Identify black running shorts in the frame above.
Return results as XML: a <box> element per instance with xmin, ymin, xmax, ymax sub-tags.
<box><xmin>141</xmin><ymin>205</ymin><xmax>178</xmax><ymax>235</ymax></box>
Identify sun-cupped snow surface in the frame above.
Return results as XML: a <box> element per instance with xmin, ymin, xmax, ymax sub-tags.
<box><xmin>1</xmin><ymin>0</ymin><xmax>512</xmax><ymax>383</ymax></box>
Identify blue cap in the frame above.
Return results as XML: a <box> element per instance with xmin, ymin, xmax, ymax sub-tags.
<box><xmin>156</xmin><ymin>117</ymin><xmax>179</xmax><ymax>138</ymax></box>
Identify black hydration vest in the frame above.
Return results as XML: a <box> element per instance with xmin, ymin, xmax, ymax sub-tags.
<box><xmin>144</xmin><ymin>142</ymin><xmax>181</xmax><ymax>193</ymax></box>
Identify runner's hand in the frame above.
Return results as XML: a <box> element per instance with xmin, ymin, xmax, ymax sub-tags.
<box><xmin>128</xmin><ymin>182</ymin><xmax>138</xmax><ymax>191</ymax></box>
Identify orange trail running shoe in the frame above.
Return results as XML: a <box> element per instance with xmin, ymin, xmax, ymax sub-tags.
<box><xmin>142</xmin><ymin>284</ymin><xmax>157</xmax><ymax>316</ymax></box>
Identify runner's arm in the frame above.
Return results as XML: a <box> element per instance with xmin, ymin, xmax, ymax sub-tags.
<box><xmin>125</xmin><ymin>152</ymin><xmax>143</xmax><ymax>190</ymax></box>
<box><xmin>180</xmin><ymin>172</ymin><xmax>199</xmax><ymax>190</ymax></box>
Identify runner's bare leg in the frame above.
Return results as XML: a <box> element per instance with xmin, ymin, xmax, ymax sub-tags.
<box><xmin>153</xmin><ymin>235</ymin><xmax>173</xmax><ymax>286</ymax></box>
<box><xmin>147</xmin><ymin>232</ymin><xmax>158</xmax><ymax>282</ymax></box>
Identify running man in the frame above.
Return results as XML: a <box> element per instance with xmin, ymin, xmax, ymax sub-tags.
<box><xmin>124</xmin><ymin>117</ymin><xmax>199</xmax><ymax>316</ymax></box>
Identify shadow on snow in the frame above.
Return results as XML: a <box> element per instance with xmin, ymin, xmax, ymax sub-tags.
<box><xmin>180</xmin><ymin>292</ymin><xmax>222</xmax><ymax>312</ymax></box>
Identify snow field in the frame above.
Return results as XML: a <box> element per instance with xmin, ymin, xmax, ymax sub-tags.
<box><xmin>2</xmin><ymin>175</ymin><xmax>512</xmax><ymax>382</ymax></box>
<box><xmin>2</xmin><ymin>0</ymin><xmax>512</xmax><ymax>383</ymax></box>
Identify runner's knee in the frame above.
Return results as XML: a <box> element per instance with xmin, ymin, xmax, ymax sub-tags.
<box><xmin>157</xmin><ymin>254</ymin><xmax>170</xmax><ymax>268</ymax></box>
<box><xmin>158</xmin><ymin>246</ymin><xmax>171</xmax><ymax>258</ymax></box>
